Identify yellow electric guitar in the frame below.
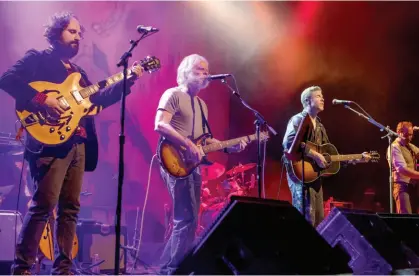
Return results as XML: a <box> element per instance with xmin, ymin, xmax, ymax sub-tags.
<box><xmin>38</xmin><ymin>209</ymin><xmax>78</xmax><ymax>261</ymax></box>
<box><xmin>158</xmin><ymin>132</ymin><xmax>269</xmax><ymax>178</ymax></box>
<box><xmin>16</xmin><ymin>56</ymin><xmax>160</xmax><ymax>145</ymax></box>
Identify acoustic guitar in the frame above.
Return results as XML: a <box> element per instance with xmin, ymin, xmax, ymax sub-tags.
<box><xmin>290</xmin><ymin>141</ymin><xmax>380</xmax><ymax>183</ymax></box>
<box><xmin>158</xmin><ymin>132</ymin><xmax>269</xmax><ymax>178</ymax></box>
<box><xmin>16</xmin><ymin>56</ymin><xmax>160</xmax><ymax>145</ymax></box>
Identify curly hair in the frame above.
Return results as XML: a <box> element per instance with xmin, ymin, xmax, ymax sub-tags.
<box><xmin>43</xmin><ymin>11</ymin><xmax>85</xmax><ymax>45</ymax></box>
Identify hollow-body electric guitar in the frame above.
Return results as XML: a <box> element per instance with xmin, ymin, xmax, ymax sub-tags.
<box><xmin>16</xmin><ymin>56</ymin><xmax>160</xmax><ymax>145</ymax></box>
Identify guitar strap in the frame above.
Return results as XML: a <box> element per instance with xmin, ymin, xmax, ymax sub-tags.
<box><xmin>197</xmin><ymin>97</ymin><xmax>213</xmax><ymax>138</ymax></box>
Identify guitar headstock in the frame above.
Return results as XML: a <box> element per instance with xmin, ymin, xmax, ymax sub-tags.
<box><xmin>139</xmin><ymin>56</ymin><xmax>161</xmax><ymax>73</ymax></box>
<box><xmin>363</xmin><ymin>151</ymin><xmax>381</xmax><ymax>163</ymax></box>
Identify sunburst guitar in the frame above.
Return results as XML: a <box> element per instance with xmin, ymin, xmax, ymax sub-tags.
<box><xmin>158</xmin><ymin>132</ymin><xmax>269</xmax><ymax>178</ymax></box>
<box><xmin>290</xmin><ymin>141</ymin><xmax>380</xmax><ymax>183</ymax></box>
<box><xmin>16</xmin><ymin>56</ymin><xmax>161</xmax><ymax>145</ymax></box>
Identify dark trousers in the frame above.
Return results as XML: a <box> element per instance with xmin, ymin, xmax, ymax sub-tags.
<box><xmin>393</xmin><ymin>182</ymin><xmax>418</xmax><ymax>214</ymax></box>
<box><xmin>12</xmin><ymin>142</ymin><xmax>85</xmax><ymax>274</ymax></box>
<box><xmin>286</xmin><ymin>166</ymin><xmax>324</xmax><ymax>228</ymax></box>
<box><xmin>159</xmin><ymin>166</ymin><xmax>202</xmax><ymax>274</ymax></box>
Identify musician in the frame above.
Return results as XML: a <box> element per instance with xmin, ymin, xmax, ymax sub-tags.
<box><xmin>282</xmin><ymin>86</ymin><xmax>329</xmax><ymax>227</ymax></box>
<box><xmin>154</xmin><ymin>54</ymin><xmax>247</xmax><ymax>274</ymax></box>
<box><xmin>387</xmin><ymin>121</ymin><xmax>419</xmax><ymax>214</ymax></box>
<box><xmin>0</xmin><ymin>12</ymin><xmax>143</xmax><ymax>274</ymax></box>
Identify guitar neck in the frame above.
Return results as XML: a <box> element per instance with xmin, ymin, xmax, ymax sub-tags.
<box><xmin>79</xmin><ymin>70</ymin><xmax>133</xmax><ymax>99</ymax></box>
<box><xmin>202</xmin><ymin>134</ymin><xmax>256</xmax><ymax>153</ymax></box>
<box><xmin>330</xmin><ymin>154</ymin><xmax>363</xmax><ymax>162</ymax></box>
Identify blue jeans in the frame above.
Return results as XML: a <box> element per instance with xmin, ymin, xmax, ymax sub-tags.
<box><xmin>286</xmin><ymin>165</ymin><xmax>324</xmax><ymax>228</ymax></box>
<box><xmin>159</xmin><ymin>166</ymin><xmax>202</xmax><ymax>274</ymax></box>
<box><xmin>12</xmin><ymin>143</ymin><xmax>85</xmax><ymax>275</ymax></box>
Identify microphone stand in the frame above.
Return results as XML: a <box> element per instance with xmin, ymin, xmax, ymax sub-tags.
<box><xmin>221</xmin><ymin>78</ymin><xmax>278</xmax><ymax>198</ymax></box>
<box><xmin>114</xmin><ymin>31</ymin><xmax>154</xmax><ymax>275</ymax></box>
<box><xmin>341</xmin><ymin>103</ymin><xmax>400</xmax><ymax>214</ymax></box>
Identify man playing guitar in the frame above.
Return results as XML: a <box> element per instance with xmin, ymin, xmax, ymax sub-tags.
<box><xmin>154</xmin><ymin>54</ymin><xmax>247</xmax><ymax>274</ymax></box>
<box><xmin>282</xmin><ymin>86</ymin><xmax>371</xmax><ymax>227</ymax></box>
<box><xmin>387</xmin><ymin>121</ymin><xmax>419</xmax><ymax>214</ymax></box>
<box><xmin>0</xmin><ymin>12</ymin><xmax>143</xmax><ymax>274</ymax></box>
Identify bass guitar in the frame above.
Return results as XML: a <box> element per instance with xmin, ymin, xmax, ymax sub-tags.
<box><xmin>290</xmin><ymin>141</ymin><xmax>380</xmax><ymax>183</ymax></box>
<box><xmin>158</xmin><ymin>132</ymin><xmax>269</xmax><ymax>178</ymax></box>
<box><xmin>16</xmin><ymin>56</ymin><xmax>160</xmax><ymax>145</ymax></box>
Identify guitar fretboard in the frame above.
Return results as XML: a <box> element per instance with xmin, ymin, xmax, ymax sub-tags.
<box><xmin>202</xmin><ymin>134</ymin><xmax>256</xmax><ymax>153</ymax></box>
<box><xmin>79</xmin><ymin>70</ymin><xmax>133</xmax><ymax>99</ymax></box>
<box><xmin>330</xmin><ymin>154</ymin><xmax>363</xmax><ymax>162</ymax></box>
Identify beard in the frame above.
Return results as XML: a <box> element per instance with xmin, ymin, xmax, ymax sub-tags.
<box><xmin>188</xmin><ymin>75</ymin><xmax>209</xmax><ymax>90</ymax></box>
<box><xmin>55</xmin><ymin>42</ymin><xmax>79</xmax><ymax>59</ymax></box>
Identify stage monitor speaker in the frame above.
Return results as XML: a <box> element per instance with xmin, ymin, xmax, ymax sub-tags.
<box><xmin>378</xmin><ymin>213</ymin><xmax>419</xmax><ymax>257</ymax></box>
<box><xmin>317</xmin><ymin>207</ymin><xmax>419</xmax><ymax>274</ymax></box>
<box><xmin>76</xmin><ymin>220</ymin><xmax>127</xmax><ymax>273</ymax></box>
<box><xmin>0</xmin><ymin>210</ymin><xmax>23</xmax><ymax>274</ymax></box>
<box><xmin>174</xmin><ymin>196</ymin><xmax>352</xmax><ymax>275</ymax></box>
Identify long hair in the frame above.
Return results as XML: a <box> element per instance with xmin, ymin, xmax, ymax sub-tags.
<box><xmin>43</xmin><ymin>11</ymin><xmax>85</xmax><ymax>45</ymax></box>
<box><xmin>176</xmin><ymin>54</ymin><xmax>208</xmax><ymax>86</ymax></box>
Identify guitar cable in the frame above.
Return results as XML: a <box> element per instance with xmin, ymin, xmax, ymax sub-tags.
<box><xmin>129</xmin><ymin>153</ymin><xmax>158</xmax><ymax>275</ymax></box>
<box><xmin>277</xmin><ymin>155</ymin><xmax>286</xmax><ymax>200</ymax></box>
<box><xmin>13</xmin><ymin>149</ymin><xmax>26</xmax><ymax>270</ymax></box>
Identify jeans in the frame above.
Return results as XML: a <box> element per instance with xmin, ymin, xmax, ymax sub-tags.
<box><xmin>286</xmin><ymin>165</ymin><xmax>324</xmax><ymax>228</ymax></box>
<box><xmin>12</xmin><ymin>142</ymin><xmax>85</xmax><ymax>275</ymax></box>
<box><xmin>159</xmin><ymin>166</ymin><xmax>202</xmax><ymax>274</ymax></box>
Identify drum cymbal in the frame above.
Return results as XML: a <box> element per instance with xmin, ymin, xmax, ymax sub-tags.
<box><xmin>226</xmin><ymin>163</ymin><xmax>256</xmax><ymax>175</ymax></box>
<box><xmin>201</xmin><ymin>162</ymin><xmax>225</xmax><ymax>181</ymax></box>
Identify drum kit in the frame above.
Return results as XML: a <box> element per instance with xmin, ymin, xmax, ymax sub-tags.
<box><xmin>198</xmin><ymin>161</ymin><xmax>256</xmax><ymax>234</ymax></box>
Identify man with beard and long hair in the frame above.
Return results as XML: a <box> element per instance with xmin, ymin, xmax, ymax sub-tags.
<box><xmin>0</xmin><ymin>12</ymin><xmax>143</xmax><ymax>274</ymax></box>
<box><xmin>155</xmin><ymin>54</ymin><xmax>248</xmax><ymax>274</ymax></box>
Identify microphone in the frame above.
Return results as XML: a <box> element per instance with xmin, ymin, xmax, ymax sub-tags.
<box><xmin>137</xmin><ymin>25</ymin><xmax>159</xmax><ymax>33</ymax></box>
<box><xmin>332</xmin><ymin>99</ymin><xmax>353</xmax><ymax>105</ymax></box>
<box><xmin>207</xmin><ymin>74</ymin><xmax>232</xmax><ymax>81</ymax></box>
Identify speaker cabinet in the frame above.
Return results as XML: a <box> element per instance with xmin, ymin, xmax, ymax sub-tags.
<box><xmin>76</xmin><ymin>220</ymin><xmax>127</xmax><ymax>273</ymax></box>
<box><xmin>174</xmin><ymin>196</ymin><xmax>351</xmax><ymax>275</ymax></box>
<box><xmin>0</xmin><ymin>210</ymin><xmax>23</xmax><ymax>275</ymax></box>
<box><xmin>378</xmin><ymin>213</ymin><xmax>419</xmax><ymax>258</ymax></box>
<box><xmin>317</xmin><ymin>208</ymin><xmax>419</xmax><ymax>274</ymax></box>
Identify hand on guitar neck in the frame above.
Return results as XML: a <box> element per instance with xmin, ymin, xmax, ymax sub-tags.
<box><xmin>346</xmin><ymin>152</ymin><xmax>373</xmax><ymax>165</ymax></box>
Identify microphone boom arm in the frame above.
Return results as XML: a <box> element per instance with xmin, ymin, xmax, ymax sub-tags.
<box><xmin>220</xmin><ymin>77</ymin><xmax>277</xmax><ymax>200</ymax></box>
<box><xmin>342</xmin><ymin>102</ymin><xmax>399</xmax><ymax>214</ymax></box>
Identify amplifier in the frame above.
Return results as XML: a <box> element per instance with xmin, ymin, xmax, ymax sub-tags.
<box><xmin>76</xmin><ymin>220</ymin><xmax>127</xmax><ymax>273</ymax></box>
<box><xmin>0</xmin><ymin>210</ymin><xmax>23</xmax><ymax>275</ymax></box>
<box><xmin>0</xmin><ymin>210</ymin><xmax>23</xmax><ymax>261</ymax></box>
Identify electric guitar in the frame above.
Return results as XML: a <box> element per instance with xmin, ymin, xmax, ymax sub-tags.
<box><xmin>158</xmin><ymin>132</ymin><xmax>269</xmax><ymax>178</ymax></box>
<box><xmin>290</xmin><ymin>141</ymin><xmax>380</xmax><ymax>183</ymax></box>
<box><xmin>38</xmin><ymin>209</ymin><xmax>78</xmax><ymax>261</ymax></box>
<box><xmin>16</xmin><ymin>56</ymin><xmax>160</xmax><ymax>145</ymax></box>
